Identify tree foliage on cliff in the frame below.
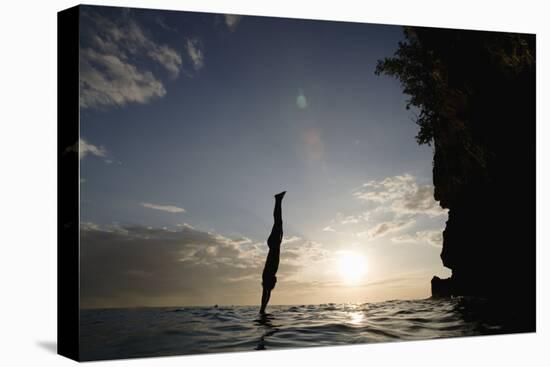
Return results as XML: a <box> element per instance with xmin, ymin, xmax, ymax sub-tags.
<box><xmin>375</xmin><ymin>27</ymin><xmax>535</xmax><ymax>145</ymax></box>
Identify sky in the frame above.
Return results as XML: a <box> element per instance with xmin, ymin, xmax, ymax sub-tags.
<box><xmin>78</xmin><ymin>5</ymin><xmax>450</xmax><ymax>308</ymax></box>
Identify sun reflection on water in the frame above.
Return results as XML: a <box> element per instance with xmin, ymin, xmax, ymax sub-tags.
<box><xmin>348</xmin><ymin>311</ymin><xmax>365</xmax><ymax>325</ymax></box>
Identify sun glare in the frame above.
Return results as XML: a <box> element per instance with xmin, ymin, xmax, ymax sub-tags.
<box><xmin>338</xmin><ymin>252</ymin><xmax>368</xmax><ymax>283</ymax></box>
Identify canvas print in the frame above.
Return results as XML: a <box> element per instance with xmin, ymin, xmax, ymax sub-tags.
<box><xmin>58</xmin><ymin>4</ymin><xmax>535</xmax><ymax>361</ymax></box>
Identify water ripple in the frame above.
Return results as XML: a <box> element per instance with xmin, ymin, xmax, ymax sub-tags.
<box><xmin>80</xmin><ymin>297</ymin><xmax>529</xmax><ymax>361</ymax></box>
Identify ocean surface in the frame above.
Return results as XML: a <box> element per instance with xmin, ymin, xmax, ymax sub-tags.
<box><xmin>80</xmin><ymin>297</ymin><xmax>530</xmax><ymax>361</ymax></box>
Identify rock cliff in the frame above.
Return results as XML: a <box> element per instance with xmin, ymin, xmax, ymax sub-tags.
<box><xmin>376</xmin><ymin>28</ymin><xmax>535</xmax><ymax>326</ymax></box>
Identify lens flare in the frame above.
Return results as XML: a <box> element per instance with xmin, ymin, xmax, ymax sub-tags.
<box><xmin>296</xmin><ymin>90</ymin><xmax>308</xmax><ymax>109</ymax></box>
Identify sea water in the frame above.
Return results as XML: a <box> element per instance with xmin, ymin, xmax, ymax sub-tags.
<box><xmin>80</xmin><ymin>297</ymin><xmax>530</xmax><ymax>361</ymax></box>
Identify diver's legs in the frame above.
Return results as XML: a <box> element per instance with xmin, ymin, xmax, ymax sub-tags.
<box><xmin>269</xmin><ymin>192</ymin><xmax>285</xmax><ymax>244</ymax></box>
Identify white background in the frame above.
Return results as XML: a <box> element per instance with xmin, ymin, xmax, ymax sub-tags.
<box><xmin>0</xmin><ymin>0</ymin><xmax>548</xmax><ymax>365</ymax></box>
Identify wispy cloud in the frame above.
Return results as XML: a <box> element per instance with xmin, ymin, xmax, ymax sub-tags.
<box><xmin>79</xmin><ymin>9</ymin><xmax>183</xmax><ymax>109</ymax></box>
<box><xmin>67</xmin><ymin>138</ymin><xmax>121</xmax><ymax>165</ymax></box>
<box><xmin>80</xmin><ymin>47</ymin><xmax>166</xmax><ymax>108</ymax></box>
<box><xmin>148</xmin><ymin>44</ymin><xmax>183</xmax><ymax>78</ymax></box>
<box><xmin>392</xmin><ymin>230</ymin><xmax>443</xmax><ymax>247</ymax></box>
<box><xmin>186</xmin><ymin>39</ymin><xmax>204</xmax><ymax>70</ymax></box>
<box><xmin>340</xmin><ymin>212</ymin><xmax>369</xmax><ymax>224</ymax></box>
<box><xmin>78</xmin><ymin>138</ymin><xmax>107</xmax><ymax>159</ymax></box>
<box><xmin>360</xmin><ymin>219</ymin><xmax>415</xmax><ymax>239</ymax></box>
<box><xmin>65</xmin><ymin>138</ymin><xmax>107</xmax><ymax>159</ymax></box>
<box><xmin>176</xmin><ymin>222</ymin><xmax>195</xmax><ymax>229</ymax></box>
<box><xmin>282</xmin><ymin>239</ymin><xmax>330</xmax><ymax>267</ymax></box>
<box><xmin>323</xmin><ymin>174</ymin><xmax>447</xmax><ymax>244</ymax></box>
<box><xmin>282</xmin><ymin>235</ymin><xmax>301</xmax><ymax>244</ymax></box>
<box><xmin>354</xmin><ymin>174</ymin><xmax>447</xmax><ymax>217</ymax></box>
<box><xmin>224</xmin><ymin>14</ymin><xmax>242</xmax><ymax>31</ymax></box>
<box><xmin>141</xmin><ymin>202</ymin><xmax>186</xmax><ymax>213</ymax></box>
<box><xmin>155</xmin><ymin>16</ymin><xmax>178</xmax><ymax>33</ymax></box>
<box><xmin>322</xmin><ymin>226</ymin><xmax>336</xmax><ymax>232</ymax></box>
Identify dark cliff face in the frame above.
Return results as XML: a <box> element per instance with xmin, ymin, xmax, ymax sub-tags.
<box><xmin>377</xmin><ymin>28</ymin><xmax>535</xmax><ymax>320</ymax></box>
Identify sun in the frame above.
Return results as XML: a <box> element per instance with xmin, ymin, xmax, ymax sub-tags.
<box><xmin>338</xmin><ymin>252</ymin><xmax>368</xmax><ymax>283</ymax></box>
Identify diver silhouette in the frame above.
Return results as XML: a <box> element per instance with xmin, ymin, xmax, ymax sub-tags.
<box><xmin>260</xmin><ymin>191</ymin><xmax>286</xmax><ymax>314</ymax></box>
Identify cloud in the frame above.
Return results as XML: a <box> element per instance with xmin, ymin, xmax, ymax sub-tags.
<box><xmin>71</xmin><ymin>138</ymin><xmax>122</xmax><ymax>165</ymax></box>
<box><xmin>79</xmin><ymin>223</ymin><xmax>324</xmax><ymax>307</ymax></box>
<box><xmin>391</xmin><ymin>230</ymin><xmax>443</xmax><ymax>247</ymax></box>
<box><xmin>341</xmin><ymin>215</ymin><xmax>360</xmax><ymax>224</ymax></box>
<box><xmin>79</xmin><ymin>10</ymin><xmax>183</xmax><ymax>109</ymax></box>
<box><xmin>65</xmin><ymin>138</ymin><xmax>107</xmax><ymax>159</ymax></box>
<box><xmin>282</xmin><ymin>239</ymin><xmax>330</xmax><ymax>266</ymax></box>
<box><xmin>340</xmin><ymin>212</ymin><xmax>369</xmax><ymax>224</ymax></box>
<box><xmin>80</xmin><ymin>223</ymin><xmax>266</xmax><ymax>307</ymax></box>
<box><xmin>186</xmin><ymin>39</ymin><xmax>204</xmax><ymax>70</ymax></box>
<box><xmin>176</xmin><ymin>222</ymin><xmax>195</xmax><ymax>229</ymax></box>
<box><xmin>354</xmin><ymin>174</ymin><xmax>416</xmax><ymax>203</ymax></box>
<box><xmin>354</xmin><ymin>174</ymin><xmax>447</xmax><ymax>217</ymax></box>
<box><xmin>361</xmin><ymin>219</ymin><xmax>415</xmax><ymax>239</ymax></box>
<box><xmin>80</xmin><ymin>48</ymin><xmax>166</xmax><ymax>108</ymax></box>
<box><xmin>395</xmin><ymin>185</ymin><xmax>446</xmax><ymax>217</ymax></box>
<box><xmin>141</xmin><ymin>202</ymin><xmax>186</xmax><ymax>213</ymax></box>
<box><xmin>322</xmin><ymin>226</ymin><xmax>336</xmax><ymax>232</ymax></box>
<box><xmin>224</xmin><ymin>14</ymin><xmax>242</xmax><ymax>31</ymax></box>
<box><xmin>322</xmin><ymin>174</ymin><xmax>447</xmax><ymax>246</ymax></box>
<box><xmin>80</xmin><ymin>139</ymin><xmax>107</xmax><ymax>159</ymax></box>
<box><xmin>148</xmin><ymin>44</ymin><xmax>183</xmax><ymax>78</ymax></box>
<box><xmin>155</xmin><ymin>16</ymin><xmax>178</xmax><ymax>33</ymax></box>
<box><xmin>282</xmin><ymin>235</ymin><xmax>301</xmax><ymax>244</ymax></box>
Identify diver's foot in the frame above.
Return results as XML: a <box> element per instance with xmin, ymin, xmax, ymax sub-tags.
<box><xmin>275</xmin><ymin>191</ymin><xmax>286</xmax><ymax>200</ymax></box>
